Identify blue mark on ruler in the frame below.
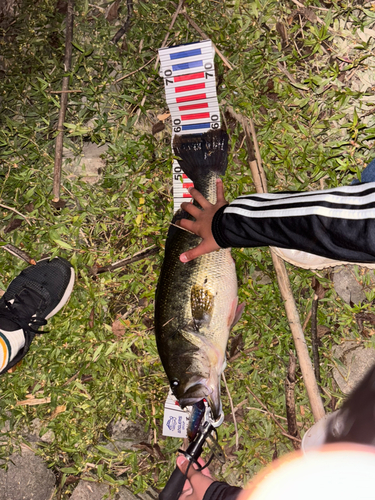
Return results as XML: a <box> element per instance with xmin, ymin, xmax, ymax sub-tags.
<box><xmin>170</xmin><ymin>48</ymin><xmax>202</xmax><ymax>59</ymax></box>
<box><xmin>182</xmin><ymin>123</ymin><xmax>211</xmax><ymax>131</ymax></box>
<box><xmin>172</xmin><ymin>60</ymin><xmax>203</xmax><ymax>71</ymax></box>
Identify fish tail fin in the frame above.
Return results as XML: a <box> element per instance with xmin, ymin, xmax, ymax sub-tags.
<box><xmin>172</xmin><ymin>129</ymin><xmax>228</xmax><ymax>182</ymax></box>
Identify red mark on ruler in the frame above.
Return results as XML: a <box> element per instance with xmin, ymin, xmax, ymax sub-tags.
<box><xmin>174</xmin><ymin>72</ymin><xmax>205</xmax><ymax>82</ymax></box>
<box><xmin>175</xmin><ymin>83</ymin><xmax>206</xmax><ymax>93</ymax></box>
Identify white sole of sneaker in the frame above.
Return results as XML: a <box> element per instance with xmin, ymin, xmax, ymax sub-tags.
<box><xmin>271</xmin><ymin>247</ymin><xmax>375</xmax><ymax>270</ymax></box>
<box><xmin>45</xmin><ymin>266</ymin><xmax>75</xmax><ymax>319</ymax></box>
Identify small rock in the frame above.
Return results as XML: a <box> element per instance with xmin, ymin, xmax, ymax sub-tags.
<box><xmin>21</xmin><ymin>418</ymin><xmax>55</xmax><ymax>445</ymax></box>
<box><xmin>28</xmin><ymin>418</ymin><xmax>55</xmax><ymax>444</ymax></box>
<box><xmin>332</xmin><ymin>341</ymin><xmax>375</xmax><ymax>394</ymax></box>
<box><xmin>137</xmin><ymin>487</ymin><xmax>159</xmax><ymax>500</ymax></box>
<box><xmin>251</xmin><ymin>269</ymin><xmax>272</xmax><ymax>285</ymax></box>
<box><xmin>69</xmin><ymin>481</ymin><xmax>111</xmax><ymax>500</ymax></box>
<box><xmin>115</xmin><ymin>488</ymin><xmax>139</xmax><ymax>500</ymax></box>
<box><xmin>332</xmin><ymin>267</ymin><xmax>366</xmax><ymax>304</ymax></box>
<box><xmin>69</xmin><ymin>482</ymin><xmax>157</xmax><ymax>500</ymax></box>
<box><xmin>0</xmin><ymin>446</ymin><xmax>55</xmax><ymax>500</ymax></box>
<box><xmin>63</xmin><ymin>143</ymin><xmax>109</xmax><ymax>184</ymax></box>
<box><xmin>104</xmin><ymin>418</ymin><xmax>149</xmax><ymax>452</ymax></box>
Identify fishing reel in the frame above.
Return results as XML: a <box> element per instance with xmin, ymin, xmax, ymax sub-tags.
<box><xmin>159</xmin><ymin>401</ymin><xmax>225</xmax><ymax>500</ymax></box>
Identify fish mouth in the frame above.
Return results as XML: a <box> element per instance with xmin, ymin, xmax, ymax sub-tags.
<box><xmin>178</xmin><ymin>381</ymin><xmax>222</xmax><ymax>420</ymax></box>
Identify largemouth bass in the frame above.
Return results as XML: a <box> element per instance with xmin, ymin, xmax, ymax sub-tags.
<box><xmin>154</xmin><ymin>129</ymin><xmax>241</xmax><ymax>420</ymax></box>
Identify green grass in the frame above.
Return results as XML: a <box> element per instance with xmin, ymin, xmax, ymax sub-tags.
<box><xmin>1</xmin><ymin>0</ymin><xmax>375</xmax><ymax>496</ymax></box>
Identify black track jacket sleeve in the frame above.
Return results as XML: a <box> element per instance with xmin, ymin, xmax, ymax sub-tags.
<box><xmin>203</xmin><ymin>481</ymin><xmax>242</xmax><ymax>500</ymax></box>
<box><xmin>211</xmin><ymin>183</ymin><xmax>375</xmax><ymax>263</ymax></box>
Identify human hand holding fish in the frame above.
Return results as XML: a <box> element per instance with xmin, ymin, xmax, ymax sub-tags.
<box><xmin>179</xmin><ymin>178</ymin><xmax>227</xmax><ymax>263</ymax></box>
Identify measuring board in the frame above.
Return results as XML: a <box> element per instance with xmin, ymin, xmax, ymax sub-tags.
<box><xmin>159</xmin><ymin>40</ymin><xmax>221</xmax><ymax>212</ymax></box>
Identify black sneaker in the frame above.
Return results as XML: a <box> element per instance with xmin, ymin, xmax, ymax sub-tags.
<box><xmin>0</xmin><ymin>257</ymin><xmax>75</xmax><ymax>372</ymax></box>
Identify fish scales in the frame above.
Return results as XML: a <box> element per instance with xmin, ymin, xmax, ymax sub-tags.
<box><xmin>155</xmin><ymin>130</ymin><xmax>240</xmax><ymax>419</ymax></box>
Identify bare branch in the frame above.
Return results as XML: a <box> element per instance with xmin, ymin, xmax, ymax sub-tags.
<box><xmin>0</xmin><ymin>203</ymin><xmax>31</xmax><ymax>226</ymax></box>
<box><xmin>95</xmin><ymin>245</ymin><xmax>158</xmax><ymax>273</ymax></box>
<box><xmin>222</xmin><ymin>372</ymin><xmax>239</xmax><ymax>451</ymax></box>
<box><xmin>53</xmin><ymin>0</ymin><xmax>74</xmax><ymax>202</ymax></box>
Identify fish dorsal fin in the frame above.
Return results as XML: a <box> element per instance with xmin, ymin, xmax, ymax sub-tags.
<box><xmin>191</xmin><ymin>284</ymin><xmax>213</xmax><ymax>329</ymax></box>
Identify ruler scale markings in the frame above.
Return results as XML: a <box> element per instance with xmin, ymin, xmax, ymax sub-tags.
<box><xmin>159</xmin><ymin>40</ymin><xmax>220</xmax><ymax>212</ymax></box>
<box><xmin>167</xmin><ymin>89</ymin><xmax>217</xmax><ymax>101</ymax></box>
<box><xmin>169</xmin><ymin>48</ymin><xmax>202</xmax><ymax>59</ymax></box>
<box><xmin>173</xmin><ymin>72</ymin><xmax>205</xmax><ymax>82</ymax></box>
<box><xmin>181</xmin><ymin>112</ymin><xmax>210</xmax><ymax>121</ymax></box>
<box><xmin>159</xmin><ymin>50</ymin><xmax>213</xmax><ymax>65</ymax></box>
<box><xmin>175</xmin><ymin>102</ymin><xmax>208</xmax><ymax>110</ymax></box>
<box><xmin>162</xmin><ymin>45</ymin><xmax>213</xmax><ymax>58</ymax></box>
<box><xmin>174</xmin><ymin>92</ymin><xmax>216</xmax><ymax>103</ymax></box>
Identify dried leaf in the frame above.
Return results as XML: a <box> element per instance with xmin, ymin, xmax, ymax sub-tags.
<box><xmin>50</xmin><ymin>404</ymin><xmax>66</xmax><ymax>419</ymax></box>
<box><xmin>356</xmin><ymin>312</ymin><xmax>375</xmax><ymax>325</ymax></box>
<box><xmin>89</xmin><ymin>307</ymin><xmax>95</xmax><ymax>329</ymax></box>
<box><xmin>157</xmin><ymin>112</ymin><xmax>171</xmax><ymax>121</ymax></box>
<box><xmin>288</xmin><ymin>8</ymin><xmax>317</xmax><ymax>24</ymax></box>
<box><xmin>51</xmin><ymin>199</ymin><xmax>67</xmax><ymax>209</ymax></box>
<box><xmin>105</xmin><ymin>0</ymin><xmax>121</xmax><ymax>22</ymax></box>
<box><xmin>276</xmin><ymin>22</ymin><xmax>288</xmax><ymax>46</ymax></box>
<box><xmin>300</xmin><ymin>7</ymin><xmax>317</xmax><ymax>23</ymax></box>
<box><xmin>24</xmin><ymin>202</ymin><xmax>34</xmax><ymax>213</ymax></box>
<box><xmin>55</xmin><ymin>0</ymin><xmax>68</xmax><ymax>14</ymax></box>
<box><xmin>152</xmin><ymin>121</ymin><xmax>165</xmax><ymax>135</ymax></box>
<box><xmin>142</xmin><ymin>316</ymin><xmax>153</xmax><ymax>328</ymax></box>
<box><xmin>311</xmin><ymin>276</ymin><xmax>326</xmax><ymax>299</ymax></box>
<box><xmin>4</xmin><ymin>217</ymin><xmax>22</xmax><ymax>233</ymax></box>
<box><xmin>16</xmin><ymin>396</ymin><xmax>51</xmax><ymax>406</ymax></box>
<box><xmin>112</xmin><ymin>318</ymin><xmax>126</xmax><ymax>338</ymax></box>
<box><xmin>317</xmin><ymin>325</ymin><xmax>330</xmax><ymax>339</ymax></box>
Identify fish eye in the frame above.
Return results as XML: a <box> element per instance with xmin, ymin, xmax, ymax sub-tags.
<box><xmin>171</xmin><ymin>379</ymin><xmax>179</xmax><ymax>388</ymax></box>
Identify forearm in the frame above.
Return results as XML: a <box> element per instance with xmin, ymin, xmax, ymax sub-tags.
<box><xmin>212</xmin><ymin>184</ymin><xmax>375</xmax><ymax>263</ymax></box>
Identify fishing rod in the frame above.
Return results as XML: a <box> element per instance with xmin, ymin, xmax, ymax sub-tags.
<box><xmin>159</xmin><ymin>403</ymin><xmax>225</xmax><ymax>500</ymax></box>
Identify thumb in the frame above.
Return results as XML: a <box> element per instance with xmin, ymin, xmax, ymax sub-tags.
<box><xmin>177</xmin><ymin>455</ymin><xmax>189</xmax><ymax>475</ymax></box>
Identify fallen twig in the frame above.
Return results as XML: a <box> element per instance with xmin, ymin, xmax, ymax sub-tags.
<box><xmin>302</xmin><ymin>308</ymin><xmax>312</xmax><ymax>332</ymax></box>
<box><xmin>1</xmin><ymin>244</ymin><xmax>36</xmax><ymax>265</ymax></box>
<box><xmin>227</xmin><ymin>106</ymin><xmax>325</xmax><ymax>422</ymax></box>
<box><xmin>114</xmin><ymin>55</ymin><xmax>157</xmax><ymax>84</ymax></box>
<box><xmin>228</xmin><ymin>345</ymin><xmax>258</xmax><ymax>363</ymax></box>
<box><xmin>111</xmin><ymin>0</ymin><xmax>134</xmax><ymax>44</ymax></box>
<box><xmin>311</xmin><ymin>293</ymin><xmax>321</xmax><ymax>384</ymax></box>
<box><xmin>16</xmin><ymin>394</ymin><xmax>51</xmax><ymax>406</ymax></box>
<box><xmin>169</xmin><ymin>221</ymin><xmax>195</xmax><ymax>235</ymax></box>
<box><xmin>0</xmin><ymin>203</ymin><xmax>31</xmax><ymax>226</ymax></box>
<box><xmin>53</xmin><ymin>0</ymin><xmax>74</xmax><ymax>202</ymax></box>
<box><xmin>50</xmin><ymin>89</ymin><xmax>82</xmax><ymax>93</ymax></box>
<box><xmin>172</xmin><ymin>3</ymin><xmax>234</xmax><ymax>70</ymax></box>
<box><xmin>246</xmin><ymin>406</ymin><xmax>303</xmax><ymax>426</ymax></box>
<box><xmin>134</xmin><ymin>0</ymin><xmax>185</xmax><ymax>126</ymax></box>
<box><xmin>289</xmin><ymin>0</ymin><xmax>334</xmax><ymax>33</ymax></box>
<box><xmin>222</xmin><ymin>372</ymin><xmax>239</xmax><ymax>451</ymax></box>
<box><xmin>248</xmin><ymin>387</ymin><xmax>301</xmax><ymax>445</ymax></box>
<box><xmin>285</xmin><ymin>351</ymin><xmax>301</xmax><ymax>449</ymax></box>
<box><xmin>95</xmin><ymin>245</ymin><xmax>158</xmax><ymax>273</ymax></box>
<box><xmin>277</xmin><ymin>62</ymin><xmax>309</xmax><ymax>91</ymax></box>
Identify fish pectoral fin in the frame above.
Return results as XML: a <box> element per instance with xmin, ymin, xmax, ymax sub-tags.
<box><xmin>180</xmin><ymin>329</ymin><xmax>223</xmax><ymax>370</ymax></box>
<box><xmin>191</xmin><ymin>284</ymin><xmax>214</xmax><ymax>328</ymax></box>
<box><xmin>181</xmin><ymin>328</ymin><xmax>207</xmax><ymax>349</ymax></box>
<box><xmin>228</xmin><ymin>298</ymin><xmax>245</xmax><ymax>330</ymax></box>
<box><xmin>231</xmin><ymin>301</ymin><xmax>246</xmax><ymax>329</ymax></box>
